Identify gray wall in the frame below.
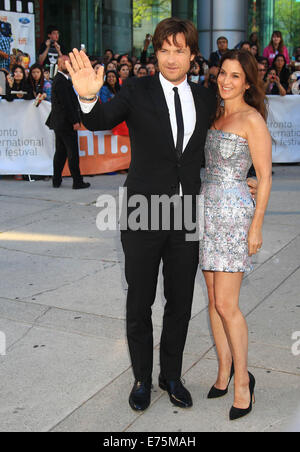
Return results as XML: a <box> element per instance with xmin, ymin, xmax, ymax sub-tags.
<box><xmin>197</xmin><ymin>0</ymin><xmax>248</xmax><ymax>59</ymax></box>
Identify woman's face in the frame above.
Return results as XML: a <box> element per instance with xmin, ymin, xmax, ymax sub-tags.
<box><xmin>106</xmin><ymin>62</ymin><xmax>116</xmax><ymax>72</ymax></box>
<box><xmin>192</xmin><ymin>62</ymin><xmax>200</xmax><ymax>75</ymax></box>
<box><xmin>272</xmin><ymin>34</ymin><xmax>281</xmax><ymax>47</ymax></box>
<box><xmin>31</xmin><ymin>68</ymin><xmax>42</xmax><ymax>81</ymax></box>
<box><xmin>218</xmin><ymin>59</ymin><xmax>249</xmax><ymax>101</ymax></box>
<box><xmin>14</xmin><ymin>68</ymin><xmax>24</xmax><ymax>82</ymax></box>
<box><xmin>119</xmin><ymin>65</ymin><xmax>129</xmax><ymax>79</ymax></box>
<box><xmin>250</xmin><ymin>45</ymin><xmax>258</xmax><ymax>56</ymax></box>
<box><xmin>107</xmin><ymin>72</ymin><xmax>117</xmax><ymax>86</ymax></box>
<box><xmin>268</xmin><ymin>69</ymin><xmax>277</xmax><ymax>80</ymax></box>
<box><xmin>133</xmin><ymin>64</ymin><xmax>141</xmax><ymax>76</ymax></box>
<box><xmin>275</xmin><ymin>56</ymin><xmax>285</xmax><ymax>70</ymax></box>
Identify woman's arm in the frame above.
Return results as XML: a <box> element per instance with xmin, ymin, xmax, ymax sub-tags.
<box><xmin>246</xmin><ymin>112</ymin><xmax>273</xmax><ymax>256</ymax></box>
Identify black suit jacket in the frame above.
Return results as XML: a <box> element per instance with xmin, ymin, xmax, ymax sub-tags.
<box><xmin>46</xmin><ymin>72</ymin><xmax>80</xmax><ymax>131</ymax></box>
<box><xmin>81</xmin><ymin>74</ymin><xmax>216</xmax><ymax>196</ymax></box>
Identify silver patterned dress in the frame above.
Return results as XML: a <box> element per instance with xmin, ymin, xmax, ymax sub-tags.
<box><xmin>199</xmin><ymin>130</ymin><xmax>255</xmax><ymax>273</ymax></box>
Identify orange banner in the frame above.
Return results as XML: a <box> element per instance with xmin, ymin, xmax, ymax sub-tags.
<box><xmin>62</xmin><ymin>125</ymin><xmax>131</xmax><ymax>176</ymax></box>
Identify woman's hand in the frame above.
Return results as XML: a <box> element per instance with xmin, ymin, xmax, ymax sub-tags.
<box><xmin>66</xmin><ymin>49</ymin><xmax>104</xmax><ymax>100</ymax></box>
<box><xmin>248</xmin><ymin>225</ymin><xmax>263</xmax><ymax>257</ymax></box>
<box><xmin>7</xmin><ymin>74</ymin><xmax>14</xmax><ymax>88</ymax></box>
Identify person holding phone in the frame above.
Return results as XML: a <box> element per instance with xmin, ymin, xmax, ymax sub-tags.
<box><xmin>38</xmin><ymin>25</ymin><xmax>65</xmax><ymax>67</ymax></box>
<box><xmin>264</xmin><ymin>67</ymin><xmax>287</xmax><ymax>96</ymax></box>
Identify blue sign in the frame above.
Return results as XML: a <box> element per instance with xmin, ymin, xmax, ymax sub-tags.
<box><xmin>19</xmin><ymin>18</ymin><xmax>31</xmax><ymax>25</ymax></box>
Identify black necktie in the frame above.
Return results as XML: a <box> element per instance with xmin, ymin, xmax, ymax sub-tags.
<box><xmin>173</xmin><ymin>87</ymin><xmax>184</xmax><ymax>159</ymax></box>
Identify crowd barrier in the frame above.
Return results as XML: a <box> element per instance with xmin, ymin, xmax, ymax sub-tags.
<box><xmin>0</xmin><ymin>100</ymin><xmax>131</xmax><ymax>176</ymax></box>
<box><xmin>0</xmin><ymin>96</ymin><xmax>299</xmax><ymax>176</ymax></box>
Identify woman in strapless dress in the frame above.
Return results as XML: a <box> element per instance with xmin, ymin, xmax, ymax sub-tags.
<box><xmin>199</xmin><ymin>50</ymin><xmax>272</xmax><ymax>420</ymax></box>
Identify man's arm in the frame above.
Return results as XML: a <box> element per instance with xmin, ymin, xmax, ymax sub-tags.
<box><xmin>38</xmin><ymin>41</ymin><xmax>50</xmax><ymax>65</ymax></box>
<box><xmin>66</xmin><ymin>49</ymin><xmax>131</xmax><ymax>131</ymax></box>
<box><xmin>0</xmin><ymin>50</ymin><xmax>9</xmax><ymax>59</ymax></box>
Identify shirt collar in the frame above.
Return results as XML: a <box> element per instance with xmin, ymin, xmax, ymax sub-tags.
<box><xmin>58</xmin><ymin>70</ymin><xmax>69</xmax><ymax>80</ymax></box>
<box><xmin>159</xmin><ymin>72</ymin><xmax>189</xmax><ymax>95</ymax></box>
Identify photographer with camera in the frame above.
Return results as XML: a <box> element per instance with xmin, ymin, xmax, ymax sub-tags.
<box><xmin>264</xmin><ymin>67</ymin><xmax>287</xmax><ymax>96</ymax></box>
<box><xmin>38</xmin><ymin>25</ymin><xmax>65</xmax><ymax>68</ymax></box>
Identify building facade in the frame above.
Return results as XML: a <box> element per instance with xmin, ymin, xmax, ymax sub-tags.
<box><xmin>1</xmin><ymin>0</ymin><xmax>298</xmax><ymax>60</ymax></box>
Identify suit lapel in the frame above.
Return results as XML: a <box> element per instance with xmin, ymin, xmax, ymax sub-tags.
<box><xmin>148</xmin><ymin>75</ymin><xmax>176</xmax><ymax>158</ymax></box>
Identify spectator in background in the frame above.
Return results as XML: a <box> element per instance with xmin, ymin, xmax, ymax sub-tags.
<box><xmin>137</xmin><ymin>66</ymin><xmax>148</xmax><ymax>78</ymax></box>
<box><xmin>106</xmin><ymin>61</ymin><xmax>117</xmax><ymax>72</ymax></box>
<box><xmin>146</xmin><ymin>62</ymin><xmax>156</xmax><ymax>76</ymax></box>
<box><xmin>6</xmin><ymin>64</ymin><xmax>31</xmax><ymax>101</ymax></box>
<box><xmin>27</xmin><ymin>63</ymin><xmax>52</xmax><ymax>102</ymax></box>
<box><xmin>290</xmin><ymin>46</ymin><xmax>300</xmax><ymax>73</ymax></box>
<box><xmin>133</xmin><ymin>63</ymin><xmax>141</xmax><ymax>77</ymax></box>
<box><xmin>0</xmin><ymin>28</ymin><xmax>12</xmax><ymax>71</ymax></box>
<box><xmin>249</xmin><ymin>32</ymin><xmax>260</xmax><ymax>55</ymax></box>
<box><xmin>46</xmin><ymin>55</ymin><xmax>90</xmax><ymax>190</ymax></box>
<box><xmin>203</xmin><ymin>64</ymin><xmax>219</xmax><ymax>94</ymax></box>
<box><xmin>209</xmin><ymin>36</ymin><xmax>229</xmax><ymax>67</ymax></box>
<box><xmin>39</xmin><ymin>25</ymin><xmax>65</xmax><ymax>67</ymax></box>
<box><xmin>99</xmin><ymin>70</ymin><xmax>120</xmax><ymax>103</ymax></box>
<box><xmin>272</xmin><ymin>54</ymin><xmax>290</xmax><ymax>93</ymax></box>
<box><xmin>263</xmin><ymin>31</ymin><xmax>290</xmax><ymax>67</ymax></box>
<box><xmin>104</xmin><ymin>49</ymin><xmax>114</xmax><ymax>63</ymax></box>
<box><xmin>189</xmin><ymin>57</ymin><xmax>205</xmax><ymax>85</ymax></box>
<box><xmin>257</xmin><ymin>56</ymin><xmax>269</xmax><ymax>70</ymax></box>
<box><xmin>118</xmin><ymin>63</ymin><xmax>130</xmax><ymax>84</ymax></box>
<box><xmin>43</xmin><ymin>66</ymin><xmax>52</xmax><ymax>102</ymax></box>
<box><xmin>264</xmin><ymin>67</ymin><xmax>287</xmax><ymax>96</ymax></box>
<box><xmin>250</xmin><ymin>44</ymin><xmax>259</xmax><ymax>58</ymax></box>
<box><xmin>240</xmin><ymin>41</ymin><xmax>251</xmax><ymax>52</ymax></box>
<box><xmin>257</xmin><ymin>61</ymin><xmax>267</xmax><ymax>81</ymax></box>
<box><xmin>93</xmin><ymin>61</ymin><xmax>103</xmax><ymax>75</ymax></box>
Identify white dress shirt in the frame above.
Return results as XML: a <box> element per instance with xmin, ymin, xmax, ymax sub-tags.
<box><xmin>79</xmin><ymin>73</ymin><xmax>197</xmax><ymax>146</ymax></box>
<box><xmin>79</xmin><ymin>74</ymin><xmax>197</xmax><ymax>195</ymax></box>
<box><xmin>158</xmin><ymin>72</ymin><xmax>196</xmax><ymax>154</ymax></box>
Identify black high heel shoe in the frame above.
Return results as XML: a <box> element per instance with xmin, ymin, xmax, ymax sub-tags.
<box><xmin>229</xmin><ymin>372</ymin><xmax>256</xmax><ymax>421</ymax></box>
<box><xmin>207</xmin><ymin>362</ymin><xmax>235</xmax><ymax>399</ymax></box>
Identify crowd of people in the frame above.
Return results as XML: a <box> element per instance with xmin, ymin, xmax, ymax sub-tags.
<box><xmin>0</xmin><ymin>24</ymin><xmax>299</xmax><ymax>183</ymax></box>
<box><xmin>1</xmin><ymin>25</ymin><xmax>299</xmax><ymax>105</ymax></box>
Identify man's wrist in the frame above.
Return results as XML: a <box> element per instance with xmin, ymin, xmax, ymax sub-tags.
<box><xmin>79</xmin><ymin>95</ymin><xmax>98</xmax><ymax>103</ymax></box>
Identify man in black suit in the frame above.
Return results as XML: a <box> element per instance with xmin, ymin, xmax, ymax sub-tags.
<box><xmin>46</xmin><ymin>55</ymin><xmax>90</xmax><ymax>189</ymax></box>
<box><xmin>66</xmin><ymin>18</ymin><xmax>255</xmax><ymax>412</ymax></box>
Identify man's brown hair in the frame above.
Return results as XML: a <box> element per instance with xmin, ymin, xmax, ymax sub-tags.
<box><xmin>152</xmin><ymin>17</ymin><xmax>199</xmax><ymax>57</ymax></box>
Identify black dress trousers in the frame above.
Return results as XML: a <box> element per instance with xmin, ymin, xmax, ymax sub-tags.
<box><xmin>121</xmin><ymin>221</ymin><xmax>199</xmax><ymax>382</ymax></box>
<box><xmin>53</xmin><ymin>128</ymin><xmax>82</xmax><ymax>185</ymax></box>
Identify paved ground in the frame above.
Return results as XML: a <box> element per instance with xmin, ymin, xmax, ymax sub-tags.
<box><xmin>0</xmin><ymin>165</ymin><xmax>299</xmax><ymax>433</ymax></box>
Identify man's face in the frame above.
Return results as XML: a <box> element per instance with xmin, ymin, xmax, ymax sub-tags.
<box><xmin>217</xmin><ymin>39</ymin><xmax>228</xmax><ymax>53</ymax></box>
<box><xmin>58</xmin><ymin>56</ymin><xmax>70</xmax><ymax>73</ymax></box>
<box><xmin>257</xmin><ymin>63</ymin><xmax>266</xmax><ymax>80</ymax></box>
<box><xmin>156</xmin><ymin>33</ymin><xmax>194</xmax><ymax>85</ymax></box>
<box><xmin>49</xmin><ymin>30</ymin><xmax>59</xmax><ymax>42</ymax></box>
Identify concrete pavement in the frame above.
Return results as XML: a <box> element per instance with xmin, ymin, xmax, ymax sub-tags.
<box><xmin>0</xmin><ymin>165</ymin><xmax>299</xmax><ymax>432</ymax></box>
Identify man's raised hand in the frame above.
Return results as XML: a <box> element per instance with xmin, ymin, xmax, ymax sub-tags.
<box><xmin>66</xmin><ymin>49</ymin><xmax>104</xmax><ymax>100</ymax></box>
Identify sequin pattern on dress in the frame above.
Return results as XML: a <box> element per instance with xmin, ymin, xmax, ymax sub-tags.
<box><xmin>199</xmin><ymin>130</ymin><xmax>255</xmax><ymax>273</ymax></box>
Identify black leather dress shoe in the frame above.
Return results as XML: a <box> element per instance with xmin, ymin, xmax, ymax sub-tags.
<box><xmin>52</xmin><ymin>180</ymin><xmax>62</xmax><ymax>188</ymax></box>
<box><xmin>159</xmin><ymin>375</ymin><xmax>193</xmax><ymax>408</ymax></box>
<box><xmin>129</xmin><ymin>380</ymin><xmax>152</xmax><ymax>412</ymax></box>
<box><xmin>72</xmin><ymin>181</ymin><xmax>91</xmax><ymax>190</ymax></box>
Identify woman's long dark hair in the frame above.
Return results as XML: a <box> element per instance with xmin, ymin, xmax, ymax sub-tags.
<box><xmin>28</xmin><ymin>63</ymin><xmax>45</xmax><ymax>94</ymax></box>
<box><xmin>215</xmin><ymin>49</ymin><xmax>267</xmax><ymax>122</ymax></box>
